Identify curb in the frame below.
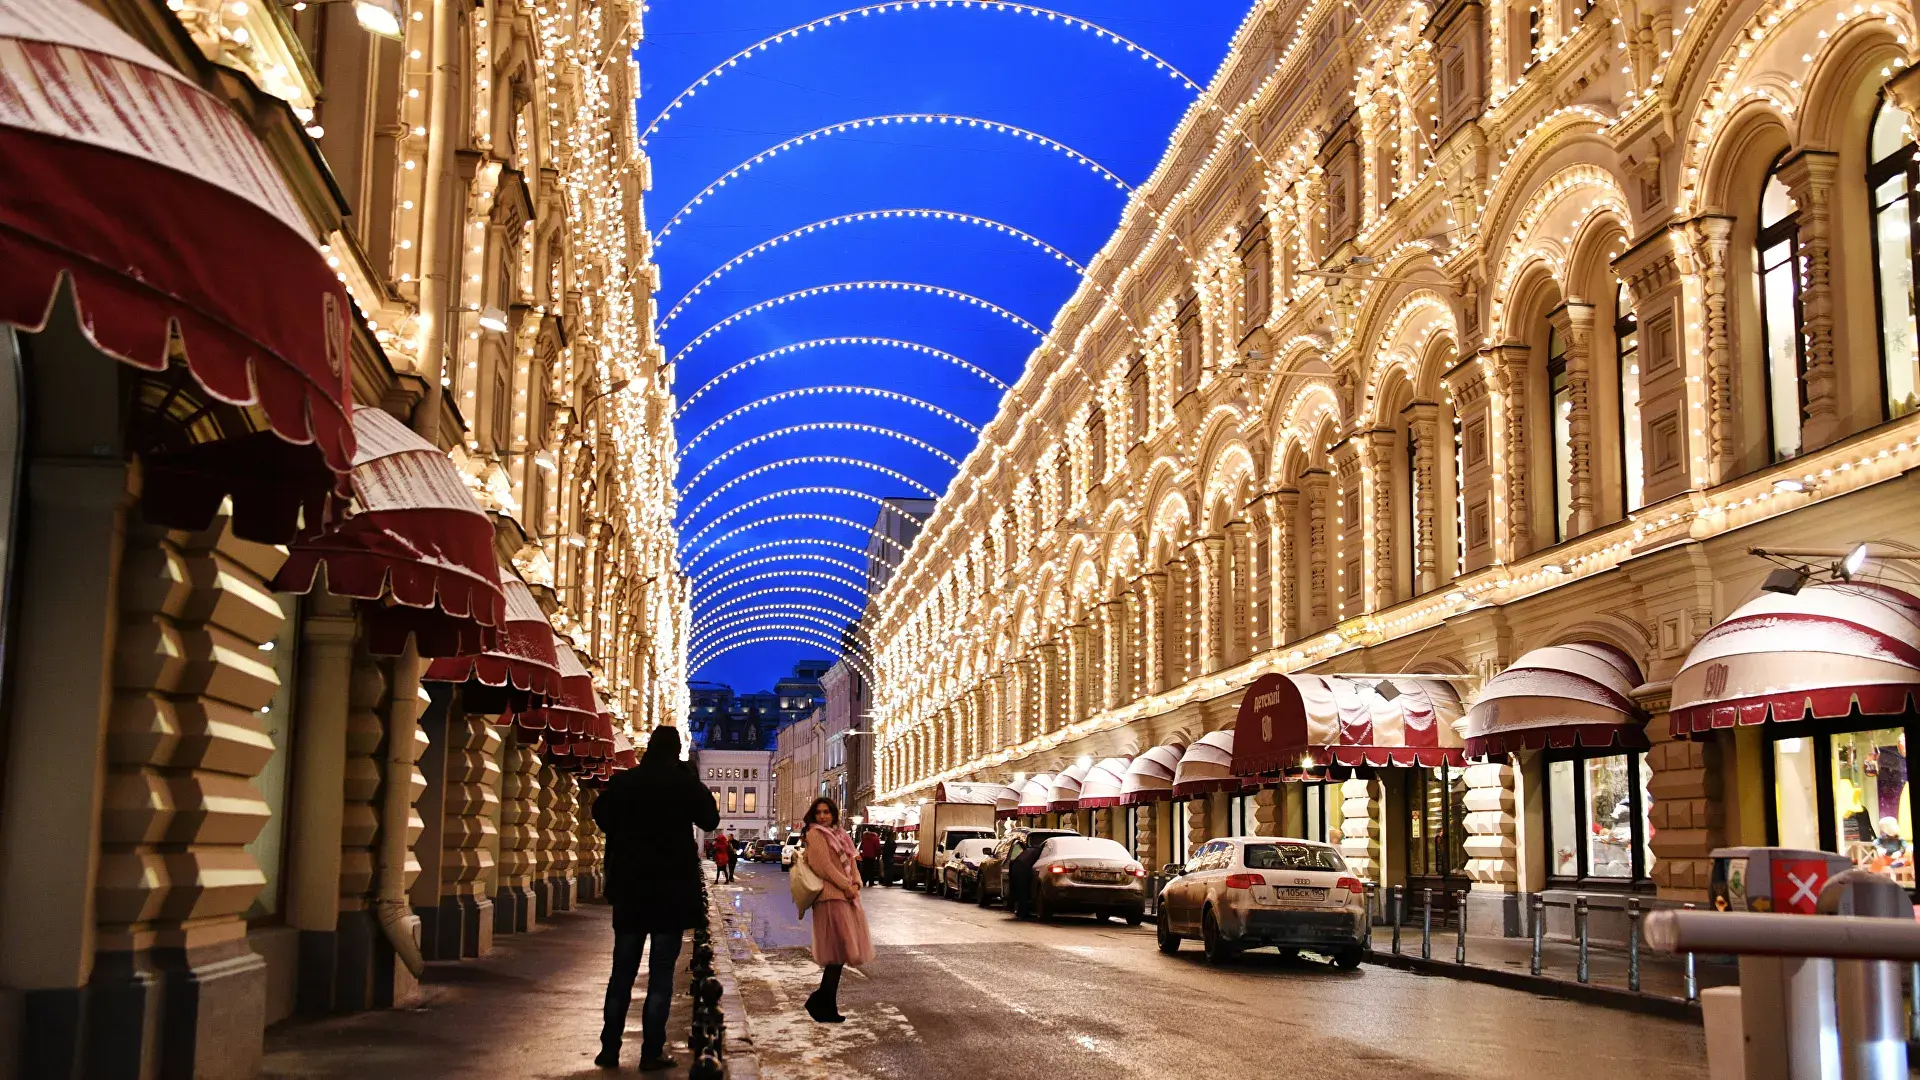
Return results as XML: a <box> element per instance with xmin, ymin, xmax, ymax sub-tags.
<box><xmin>706</xmin><ymin>882</ymin><xmax>760</xmax><ymax>1080</ymax></box>
<box><xmin>1363</xmin><ymin>948</ymin><xmax>1703</xmax><ymax>1023</ymax></box>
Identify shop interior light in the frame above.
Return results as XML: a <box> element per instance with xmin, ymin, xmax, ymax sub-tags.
<box><xmin>1761</xmin><ymin>567</ymin><xmax>1808</xmax><ymax>595</ymax></box>
<box><xmin>352</xmin><ymin>0</ymin><xmax>402</xmax><ymax>38</ymax></box>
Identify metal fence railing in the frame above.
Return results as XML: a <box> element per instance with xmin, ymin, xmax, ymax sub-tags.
<box><xmin>689</xmin><ymin>880</ymin><xmax>726</xmax><ymax>1079</ymax></box>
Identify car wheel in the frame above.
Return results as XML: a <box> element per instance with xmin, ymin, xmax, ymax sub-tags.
<box><xmin>1202</xmin><ymin>908</ymin><xmax>1236</xmax><ymax>966</ymax></box>
<box><xmin>1335</xmin><ymin>948</ymin><xmax>1363</xmax><ymax>972</ymax></box>
<box><xmin>1156</xmin><ymin>909</ymin><xmax>1180</xmax><ymax>954</ymax></box>
<box><xmin>1125</xmin><ymin>910</ymin><xmax>1144</xmax><ymax>927</ymax></box>
<box><xmin>976</xmin><ymin>883</ymin><xmax>990</xmax><ymax>907</ymax></box>
<box><xmin>1035</xmin><ymin>891</ymin><xmax>1053</xmax><ymax>922</ymax></box>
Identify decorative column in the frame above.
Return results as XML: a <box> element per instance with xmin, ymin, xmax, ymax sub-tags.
<box><xmin>1338</xmin><ymin>778</ymin><xmax>1382</xmax><ymax>883</ymax></box>
<box><xmin>1253</xmin><ymin>786</ymin><xmax>1281</xmax><ymax>835</ymax></box>
<box><xmin>1197</xmin><ymin>535</ymin><xmax>1226</xmax><ymax>673</ymax></box>
<box><xmin>1304</xmin><ymin>472</ymin><xmax>1330</xmax><ymax>629</ymax></box>
<box><xmin>1164</xmin><ymin>551</ymin><xmax>1192</xmax><ymax>686</ymax></box>
<box><xmin>335</xmin><ymin>644</ymin><xmax>386</xmax><ymax>1008</ymax></box>
<box><xmin>1681</xmin><ymin>215</ymin><xmax>1738</xmax><ymax>485</ymax></box>
<box><xmin>1486</xmin><ymin>345</ymin><xmax>1533</xmax><ymax>559</ymax></box>
<box><xmin>1463</xmin><ymin>761</ymin><xmax>1521</xmax><ymax>935</ymax></box>
<box><xmin>1184</xmin><ymin>797</ymin><xmax>1211</xmax><ymax>860</ymax></box>
<box><xmin>94</xmin><ymin>517</ymin><xmax>280</xmax><ymax>1075</ymax></box>
<box><xmin>1141</xmin><ymin>571</ymin><xmax>1168</xmax><ymax>693</ymax></box>
<box><xmin>1133</xmin><ymin>804</ymin><xmax>1157</xmax><ymax>865</ymax></box>
<box><xmin>440</xmin><ymin>715</ymin><xmax>500</xmax><ymax>954</ymax></box>
<box><xmin>1407</xmin><ymin>405</ymin><xmax>1441</xmax><ymax>594</ymax></box>
<box><xmin>1067</xmin><ymin>623</ymin><xmax>1091</xmax><ymax>723</ymax></box>
<box><xmin>493</xmin><ymin>735</ymin><xmax>538</xmax><ymax>934</ymax></box>
<box><xmin>1267</xmin><ymin>491</ymin><xmax>1298</xmax><ymax>645</ymax></box>
<box><xmin>1640</xmin><ymin>682</ymin><xmax>1726</xmax><ymax>904</ymax></box>
<box><xmin>1363</xmin><ymin>429</ymin><xmax>1396</xmax><ymax>610</ymax></box>
<box><xmin>1225</xmin><ymin>520</ymin><xmax>1251</xmax><ymax>665</ymax></box>
<box><xmin>576</xmin><ymin>780</ymin><xmax>599</xmax><ymax>899</ymax></box>
<box><xmin>1552</xmin><ymin>300</ymin><xmax>1600</xmax><ymax>538</ymax></box>
<box><xmin>529</xmin><ymin>762</ymin><xmax>558</xmax><ymax>919</ymax></box>
<box><xmin>547</xmin><ymin>768</ymin><xmax>577</xmax><ymax>912</ymax></box>
<box><xmin>1777</xmin><ymin>150</ymin><xmax>1840</xmax><ymax>450</ymax></box>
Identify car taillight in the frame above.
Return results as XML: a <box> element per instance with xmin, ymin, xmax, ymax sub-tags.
<box><xmin>1126</xmin><ymin>863</ymin><xmax>1145</xmax><ymax>878</ymax></box>
<box><xmin>1336</xmin><ymin>876</ymin><xmax>1364</xmax><ymax>894</ymax></box>
<box><xmin>1050</xmin><ymin>863</ymin><xmax>1073</xmax><ymax>874</ymax></box>
<box><xmin>1224</xmin><ymin>873</ymin><xmax>1263</xmax><ymax>890</ymax></box>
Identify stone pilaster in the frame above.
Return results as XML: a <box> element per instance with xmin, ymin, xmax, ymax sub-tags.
<box><xmin>1363</xmin><ymin>428</ymin><xmax>1396</xmax><ymax>610</ymax></box>
<box><xmin>1142</xmin><ymin>571</ymin><xmax>1168</xmax><ymax>693</ymax></box>
<box><xmin>1253</xmin><ymin>786</ymin><xmax>1281</xmax><ymax>835</ymax></box>
<box><xmin>1647</xmin><ymin>715</ymin><xmax>1725</xmax><ymax>903</ymax></box>
<box><xmin>1463</xmin><ymin>761</ymin><xmax>1521</xmax><ymax>935</ymax></box>
<box><xmin>442</xmin><ymin>714</ymin><xmax>499</xmax><ymax>954</ymax></box>
<box><xmin>530</xmin><ymin>761</ymin><xmax>557</xmax><ymax>919</ymax></box>
<box><xmin>493</xmin><ymin>735</ymin><xmax>538</xmax><ymax>934</ymax></box>
<box><xmin>1304</xmin><ymin>472</ymin><xmax>1330</xmax><ymax>628</ymax></box>
<box><xmin>1338</xmin><ymin>778</ymin><xmax>1382</xmax><ymax>882</ymax></box>
<box><xmin>94</xmin><ymin>517</ymin><xmax>279</xmax><ymax>1078</ymax></box>
<box><xmin>1407</xmin><ymin>404</ymin><xmax>1441</xmax><ymax>593</ymax></box>
<box><xmin>1777</xmin><ymin>150</ymin><xmax>1840</xmax><ymax>450</ymax></box>
<box><xmin>546</xmin><ymin>768</ymin><xmax>576</xmax><ymax>913</ymax></box>
<box><xmin>1224</xmin><ymin>523</ymin><xmax>1250</xmax><ymax>666</ymax></box>
<box><xmin>1184</xmin><ymin>798</ymin><xmax>1211</xmax><ymax>860</ymax></box>
<box><xmin>334</xmin><ymin>644</ymin><xmax>386</xmax><ymax>1010</ymax></box>
<box><xmin>1682</xmin><ymin>215</ymin><xmax>1737</xmax><ymax>484</ymax></box>
<box><xmin>1198</xmin><ymin>535</ymin><xmax>1226</xmax><ymax>673</ymax></box>
<box><xmin>576</xmin><ymin>785</ymin><xmax>603</xmax><ymax>902</ymax></box>
<box><xmin>1268</xmin><ymin>491</ymin><xmax>1298</xmax><ymax>644</ymax></box>
<box><xmin>1134</xmin><ymin>804</ymin><xmax>1158</xmax><ymax>866</ymax></box>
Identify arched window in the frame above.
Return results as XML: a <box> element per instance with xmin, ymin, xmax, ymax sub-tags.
<box><xmin>1869</xmin><ymin>99</ymin><xmax>1920</xmax><ymax>420</ymax></box>
<box><xmin>1758</xmin><ymin>167</ymin><xmax>1805</xmax><ymax>461</ymax></box>
<box><xmin>1548</xmin><ymin>324</ymin><xmax>1573</xmax><ymax>543</ymax></box>
<box><xmin>1616</xmin><ymin>280</ymin><xmax>1644</xmax><ymax>512</ymax></box>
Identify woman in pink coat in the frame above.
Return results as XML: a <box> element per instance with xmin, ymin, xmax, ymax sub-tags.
<box><xmin>801</xmin><ymin>797</ymin><xmax>874</xmax><ymax>1022</ymax></box>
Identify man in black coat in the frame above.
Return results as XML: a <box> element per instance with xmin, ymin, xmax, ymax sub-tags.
<box><xmin>592</xmin><ymin>726</ymin><xmax>719</xmax><ymax>1071</ymax></box>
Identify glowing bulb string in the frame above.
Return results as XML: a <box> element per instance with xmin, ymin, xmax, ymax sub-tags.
<box><xmin>689</xmin><ymin>633</ymin><xmax>878</xmax><ymax>685</ymax></box>
<box><xmin>678</xmin><ymin>386</ymin><xmax>980</xmax><ymax>461</ymax></box>
<box><xmin>670</xmin><ymin>283</ymin><xmax>1041</xmax><ymax>369</ymax></box>
<box><xmin>690</xmin><ymin>540</ymin><xmax>885</xmax><ymax>589</ymax></box>
<box><xmin>657</xmin><ymin>209</ymin><xmax>1088</xmax><ymax>333</ymax></box>
<box><xmin>690</xmin><ymin>566</ymin><xmax>875</xmax><ymax>609</ymax></box>
<box><xmin>674</xmin><ymin>336</ymin><xmax>1008</xmax><ymax>419</ymax></box>
<box><xmin>691</xmin><ymin>621</ymin><xmax>878</xmax><ymax>666</ymax></box>
<box><xmin>691</xmin><ymin>611</ymin><xmax>868</xmax><ymax>655</ymax></box>
<box><xmin>659</xmin><ymin>113</ymin><xmax>1130</xmax><ymax>243</ymax></box>
<box><xmin>640</xmin><ymin>2</ymin><xmax>1201</xmax><ymax>145</ymax></box>
<box><xmin>683</xmin><ymin>485</ymin><xmax>930</xmax><ymax>548</ymax></box>
<box><xmin>684</xmin><ymin>510</ymin><xmax>912</xmax><ymax>571</ymax></box>
<box><xmin>696</xmin><ymin>588</ymin><xmax>870</xmax><ymax>626</ymax></box>
<box><xmin>678</xmin><ymin>456</ymin><xmax>940</xmax><ymax>525</ymax></box>
<box><xmin>680</xmin><ymin>421</ymin><xmax>961</xmax><ymax>494</ymax></box>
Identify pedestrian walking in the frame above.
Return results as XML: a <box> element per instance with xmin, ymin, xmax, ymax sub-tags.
<box><xmin>713</xmin><ymin>831</ymin><xmax>733</xmax><ymax>884</ymax></box>
<box><xmin>590</xmin><ymin>726</ymin><xmax>719</xmax><ymax>1071</ymax></box>
<box><xmin>858</xmin><ymin>827</ymin><xmax>883</xmax><ymax>886</ymax></box>
<box><xmin>801</xmin><ymin>797</ymin><xmax>874</xmax><ymax>1023</ymax></box>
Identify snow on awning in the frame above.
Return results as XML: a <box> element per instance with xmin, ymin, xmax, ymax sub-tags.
<box><xmin>0</xmin><ymin>0</ymin><xmax>355</xmax><ymax>542</ymax></box>
<box><xmin>1046</xmin><ymin>761</ymin><xmax>1092</xmax><ymax>812</ymax></box>
<box><xmin>1076</xmin><ymin>757</ymin><xmax>1133</xmax><ymax>809</ymax></box>
<box><xmin>1119</xmin><ymin>742</ymin><xmax>1185</xmax><ymax>805</ymax></box>
<box><xmin>518</xmin><ymin>642</ymin><xmax>598</xmax><ymax>735</ymax></box>
<box><xmin>1230</xmin><ymin>673</ymin><xmax>1466</xmax><ymax>776</ymax></box>
<box><xmin>274</xmin><ymin>406</ymin><xmax>505</xmax><ymax>657</ymax></box>
<box><xmin>935</xmin><ymin>781</ymin><xmax>1021</xmax><ymax>819</ymax></box>
<box><xmin>1015</xmin><ymin>773</ymin><xmax>1057</xmax><ymax>816</ymax></box>
<box><xmin>1671</xmin><ymin>581</ymin><xmax>1920</xmax><ymax>736</ymax></box>
<box><xmin>1172</xmin><ymin>730</ymin><xmax>1249</xmax><ymax>798</ymax></box>
<box><xmin>421</xmin><ymin>576</ymin><xmax>565</xmax><ymax>710</ymax></box>
<box><xmin>1464</xmin><ymin>643</ymin><xmax>1647</xmax><ymax>758</ymax></box>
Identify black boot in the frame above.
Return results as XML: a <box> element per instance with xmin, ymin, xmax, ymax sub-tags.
<box><xmin>806</xmin><ymin>964</ymin><xmax>845</xmax><ymax>1023</ymax></box>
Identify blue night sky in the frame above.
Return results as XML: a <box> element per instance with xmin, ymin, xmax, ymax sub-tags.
<box><xmin>645</xmin><ymin>1</ymin><xmax>1249</xmax><ymax>695</ymax></box>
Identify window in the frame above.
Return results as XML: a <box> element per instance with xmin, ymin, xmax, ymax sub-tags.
<box><xmin>1404</xmin><ymin>765</ymin><xmax>1468</xmax><ymax>880</ymax></box>
<box><xmin>1546</xmin><ymin>753</ymin><xmax>1654</xmax><ymax>881</ymax></box>
<box><xmin>1124</xmin><ymin>805</ymin><xmax>1138</xmax><ymax>856</ymax></box>
<box><xmin>1758</xmin><ymin>168</ymin><xmax>1806</xmax><ymax>461</ymax></box>
<box><xmin>1226</xmin><ymin>793</ymin><xmax>1254</xmax><ymax>837</ymax></box>
<box><xmin>1302</xmin><ymin>782</ymin><xmax>1334</xmax><ymax>844</ymax></box>
<box><xmin>1869</xmin><ymin>99</ymin><xmax>1920</xmax><ymax>420</ymax></box>
<box><xmin>1547</xmin><ymin>323</ymin><xmax>1574</xmax><ymax>542</ymax></box>
<box><xmin>1770</xmin><ymin>721</ymin><xmax>1915</xmax><ymax>887</ymax></box>
<box><xmin>727</xmin><ymin>787</ymin><xmax>738</xmax><ymax>814</ymax></box>
<box><xmin>1616</xmin><ymin>280</ymin><xmax>1644</xmax><ymax>513</ymax></box>
<box><xmin>245</xmin><ymin>595</ymin><xmax>302</xmax><ymax>920</ymax></box>
<box><xmin>1171</xmin><ymin>799</ymin><xmax>1190</xmax><ymax>860</ymax></box>
<box><xmin>744</xmin><ymin>788</ymin><xmax>757</xmax><ymax>813</ymax></box>
<box><xmin>1244</xmin><ymin>843</ymin><xmax>1346</xmax><ymax>871</ymax></box>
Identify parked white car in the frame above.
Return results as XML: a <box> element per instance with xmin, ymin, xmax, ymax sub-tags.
<box><xmin>1155</xmin><ymin>836</ymin><xmax>1366</xmax><ymax>969</ymax></box>
<box><xmin>940</xmin><ymin>837</ymin><xmax>999</xmax><ymax>901</ymax></box>
<box><xmin>780</xmin><ymin>834</ymin><xmax>801</xmax><ymax>871</ymax></box>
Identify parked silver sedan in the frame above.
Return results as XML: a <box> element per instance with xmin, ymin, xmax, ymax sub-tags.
<box><xmin>1029</xmin><ymin>836</ymin><xmax>1147</xmax><ymax>924</ymax></box>
<box><xmin>1156</xmin><ymin>836</ymin><xmax>1366</xmax><ymax>968</ymax></box>
<box><xmin>940</xmin><ymin>837</ymin><xmax>999</xmax><ymax>901</ymax></box>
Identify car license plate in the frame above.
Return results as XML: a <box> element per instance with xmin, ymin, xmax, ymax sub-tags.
<box><xmin>1079</xmin><ymin>871</ymin><xmax>1124</xmax><ymax>883</ymax></box>
<box><xmin>1281</xmin><ymin>887</ymin><xmax>1326</xmax><ymax>900</ymax></box>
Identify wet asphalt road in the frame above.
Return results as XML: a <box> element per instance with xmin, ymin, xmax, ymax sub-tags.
<box><xmin>715</xmin><ymin>861</ymin><xmax>1708</xmax><ymax>1080</ymax></box>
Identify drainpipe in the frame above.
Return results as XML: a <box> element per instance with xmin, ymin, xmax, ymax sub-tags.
<box><xmin>411</xmin><ymin>0</ymin><xmax>460</xmax><ymax>441</ymax></box>
<box><xmin>377</xmin><ymin>639</ymin><xmax>427</xmax><ymax>978</ymax></box>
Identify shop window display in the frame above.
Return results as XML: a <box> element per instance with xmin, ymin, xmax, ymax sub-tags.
<box><xmin>1545</xmin><ymin>752</ymin><xmax>1654</xmax><ymax>882</ymax></box>
<box><xmin>1771</xmin><ymin>725</ymin><xmax>1913</xmax><ymax>886</ymax></box>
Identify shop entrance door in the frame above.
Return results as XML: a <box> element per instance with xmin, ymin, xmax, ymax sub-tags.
<box><xmin>1400</xmin><ymin>765</ymin><xmax>1469</xmax><ymax>925</ymax></box>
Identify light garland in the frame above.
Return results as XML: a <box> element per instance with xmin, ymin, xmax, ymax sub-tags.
<box><xmin>671</xmin><ymin>282</ymin><xmax>1042</xmax><ymax>369</ymax></box>
<box><xmin>680</xmin><ymin>422</ymin><xmax>962</xmax><ymax>494</ymax></box>
<box><xmin>683</xmin><ymin>485</ymin><xmax>929</xmax><ymax>548</ymax></box>
<box><xmin>677</xmin><ymin>386</ymin><xmax>980</xmax><ymax>462</ymax></box>
<box><xmin>675</xmin><ymin>337</ymin><xmax>1007</xmax><ymax>418</ymax></box>
<box><xmin>678</xmin><ymin>456</ymin><xmax>940</xmax><ymax>524</ymax></box>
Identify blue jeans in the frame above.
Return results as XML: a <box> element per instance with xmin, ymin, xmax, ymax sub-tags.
<box><xmin>602</xmin><ymin>929</ymin><xmax>683</xmax><ymax>1059</ymax></box>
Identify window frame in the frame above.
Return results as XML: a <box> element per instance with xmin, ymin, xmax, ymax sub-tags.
<box><xmin>1542</xmin><ymin>748</ymin><xmax>1655</xmax><ymax>887</ymax></box>
<box><xmin>1867</xmin><ymin>96</ymin><xmax>1920</xmax><ymax>422</ymax></box>
<box><xmin>1757</xmin><ymin>164</ymin><xmax>1808</xmax><ymax>463</ymax></box>
<box><xmin>1762</xmin><ymin>712</ymin><xmax>1920</xmax><ymax>868</ymax></box>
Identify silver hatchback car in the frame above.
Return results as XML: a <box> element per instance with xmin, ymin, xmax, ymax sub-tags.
<box><xmin>1156</xmin><ymin>836</ymin><xmax>1366</xmax><ymax>969</ymax></box>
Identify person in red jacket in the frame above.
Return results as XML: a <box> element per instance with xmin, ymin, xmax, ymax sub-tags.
<box><xmin>713</xmin><ymin>830</ymin><xmax>733</xmax><ymax>883</ymax></box>
<box><xmin>858</xmin><ymin>827</ymin><xmax>883</xmax><ymax>886</ymax></box>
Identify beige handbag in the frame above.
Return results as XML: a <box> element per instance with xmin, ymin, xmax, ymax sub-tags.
<box><xmin>790</xmin><ymin>841</ymin><xmax>826</xmax><ymax>917</ymax></box>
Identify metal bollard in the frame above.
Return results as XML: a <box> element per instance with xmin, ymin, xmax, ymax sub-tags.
<box><xmin>1530</xmin><ymin>893</ymin><xmax>1544</xmax><ymax>976</ymax></box>
<box><xmin>1391</xmin><ymin>885</ymin><xmax>1404</xmax><ymax>955</ymax></box>
<box><xmin>1682</xmin><ymin>902</ymin><xmax>1698</xmax><ymax>1003</ymax></box>
<box><xmin>1627</xmin><ymin>898</ymin><xmax>1642</xmax><ymax>993</ymax></box>
<box><xmin>1575</xmin><ymin>894</ymin><xmax>1591</xmax><ymax>984</ymax></box>
<box><xmin>1421</xmin><ymin>887</ymin><xmax>1434</xmax><ymax>961</ymax></box>
<box><xmin>1911</xmin><ymin>963</ymin><xmax>1920</xmax><ymax>1042</ymax></box>
<box><xmin>1363</xmin><ymin>883</ymin><xmax>1375</xmax><ymax>950</ymax></box>
<box><xmin>1455</xmin><ymin>890</ymin><xmax>1468</xmax><ymax>965</ymax></box>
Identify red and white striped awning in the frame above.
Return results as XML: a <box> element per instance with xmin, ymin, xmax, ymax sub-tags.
<box><xmin>1671</xmin><ymin>581</ymin><xmax>1920</xmax><ymax>736</ymax></box>
<box><xmin>611</xmin><ymin>731</ymin><xmax>639</xmax><ymax>772</ymax></box>
<box><xmin>1231</xmin><ymin>673</ymin><xmax>1466</xmax><ymax>776</ymax></box>
<box><xmin>1464</xmin><ymin>643</ymin><xmax>1648</xmax><ymax>758</ymax></box>
<box><xmin>1046</xmin><ymin>761</ymin><xmax>1092</xmax><ymax>812</ymax></box>
<box><xmin>1119</xmin><ymin>742</ymin><xmax>1185</xmax><ymax>805</ymax></box>
<box><xmin>1076</xmin><ymin>757</ymin><xmax>1133</xmax><ymax>809</ymax></box>
<box><xmin>422</xmin><ymin>576</ymin><xmax>565</xmax><ymax>708</ymax></box>
<box><xmin>0</xmin><ymin>0</ymin><xmax>355</xmax><ymax>542</ymax></box>
<box><xmin>935</xmin><ymin>781</ymin><xmax>1021</xmax><ymax>818</ymax></box>
<box><xmin>1015</xmin><ymin>773</ymin><xmax>1057</xmax><ymax>816</ymax></box>
<box><xmin>274</xmin><ymin>407</ymin><xmax>505</xmax><ymax>657</ymax></box>
<box><xmin>518</xmin><ymin>643</ymin><xmax>598</xmax><ymax>735</ymax></box>
<box><xmin>1173</xmin><ymin>730</ymin><xmax>1250</xmax><ymax>798</ymax></box>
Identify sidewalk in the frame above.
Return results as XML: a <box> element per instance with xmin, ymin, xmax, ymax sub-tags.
<box><xmin>261</xmin><ymin>902</ymin><xmax>700</xmax><ymax>1079</ymax></box>
<box><xmin>1364</xmin><ymin>927</ymin><xmax>1737</xmax><ymax>1021</ymax></box>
